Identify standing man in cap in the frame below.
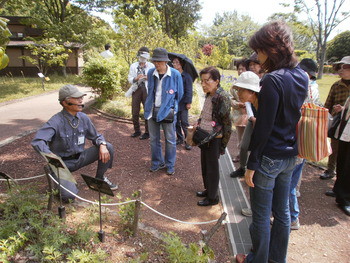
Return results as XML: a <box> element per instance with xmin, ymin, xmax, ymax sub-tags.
<box><xmin>321</xmin><ymin>56</ymin><xmax>350</xmax><ymax>180</ymax></box>
<box><xmin>144</xmin><ymin>48</ymin><xmax>183</xmax><ymax>175</ymax></box>
<box><xmin>127</xmin><ymin>47</ymin><xmax>155</xmax><ymax>139</ymax></box>
<box><xmin>32</xmin><ymin>85</ymin><xmax>117</xmax><ymax>200</ymax></box>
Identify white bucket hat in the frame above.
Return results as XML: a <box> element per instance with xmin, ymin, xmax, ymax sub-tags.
<box><xmin>233</xmin><ymin>71</ymin><xmax>261</xmax><ymax>93</ymax></box>
<box><xmin>139</xmin><ymin>51</ymin><xmax>150</xmax><ymax>60</ymax></box>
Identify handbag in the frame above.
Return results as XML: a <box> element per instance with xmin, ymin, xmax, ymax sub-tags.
<box><xmin>297</xmin><ymin>103</ymin><xmax>332</xmax><ymax>162</ymax></box>
<box><xmin>328</xmin><ymin>112</ymin><xmax>341</xmax><ymax>139</ymax></box>
<box><xmin>152</xmin><ymin>107</ymin><xmax>174</xmax><ymax>123</ymax></box>
<box><xmin>192</xmin><ymin>126</ymin><xmax>210</xmax><ymax>145</ymax></box>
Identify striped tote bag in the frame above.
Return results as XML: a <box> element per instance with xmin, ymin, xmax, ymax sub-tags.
<box><xmin>297</xmin><ymin>103</ymin><xmax>332</xmax><ymax>162</ymax></box>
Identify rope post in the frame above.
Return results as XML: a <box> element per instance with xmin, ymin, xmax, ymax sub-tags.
<box><xmin>0</xmin><ymin>172</ymin><xmax>16</xmax><ymax>190</ymax></box>
<box><xmin>44</xmin><ymin>165</ymin><xmax>53</xmax><ymax>211</ymax></box>
<box><xmin>202</xmin><ymin>212</ymin><xmax>227</xmax><ymax>245</ymax></box>
<box><xmin>132</xmin><ymin>190</ymin><xmax>142</xmax><ymax>236</ymax></box>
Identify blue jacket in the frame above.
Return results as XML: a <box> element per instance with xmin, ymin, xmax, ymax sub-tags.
<box><xmin>144</xmin><ymin>66</ymin><xmax>184</xmax><ymax>122</ymax></box>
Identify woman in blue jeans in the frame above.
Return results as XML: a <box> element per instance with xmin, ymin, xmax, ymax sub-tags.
<box><xmin>236</xmin><ymin>21</ymin><xmax>308</xmax><ymax>263</ymax></box>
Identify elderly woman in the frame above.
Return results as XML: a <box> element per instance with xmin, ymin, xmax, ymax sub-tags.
<box><xmin>231</xmin><ymin>58</ymin><xmax>248</xmax><ymax>162</ymax></box>
<box><xmin>333</xmin><ymin>95</ymin><xmax>350</xmax><ymax>216</ymax></box>
<box><xmin>236</xmin><ymin>21</ymin><xmax>308</xmax><ymax>263</ymax></box>
<box><xmin>195</xmin><ymin>66</ymin><xmax>232</xmax><ymax>206</ymax></box>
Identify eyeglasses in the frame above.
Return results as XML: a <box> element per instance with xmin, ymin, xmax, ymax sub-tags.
<box><xmin>200</xmin><ymin>78</ymin><xmax>213</xmax><ymax>84</ymax></box>
<box><xmin>334</xmin><ymin>64</ymin><xmax>350</xmax><ymax>71</ymax></box>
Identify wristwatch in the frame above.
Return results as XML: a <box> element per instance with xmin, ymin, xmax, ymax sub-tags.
<box><xmin>100</xmin><ymin>141</ymin><xmax>107</xmax><ymax>146</ymax></box>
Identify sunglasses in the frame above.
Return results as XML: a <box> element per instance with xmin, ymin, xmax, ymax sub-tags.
<box><xmin>333</xmin><ymin>64</ymin><xmax>350</xmax><ymax>71</ymax></box>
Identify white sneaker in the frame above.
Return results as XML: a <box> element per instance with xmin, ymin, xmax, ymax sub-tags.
<box><xmin>103</xmin><ymin>177</ymin><xmax>118</xmax><ymax>191</ymax></box>
<box><xmin>241</xmin><ymin>208</ymin><xmax>252</xmax><ymax>217</ymax></box>
<box><xmin>291</xmin><ymin>218</ymin><xmax>300</xmax><ymax>230</ymax></box>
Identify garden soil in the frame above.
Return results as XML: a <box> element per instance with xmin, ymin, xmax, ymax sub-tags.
<box><xmin>0</xmin><ymin>109</ymin><xmax>349</xmax><ymax>262</ymax></box>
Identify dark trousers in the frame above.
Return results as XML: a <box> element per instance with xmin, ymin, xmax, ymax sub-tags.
<box><xmin>327</xmin><ymin>138</ymin><xmax>339</xmax><ymax>173</ymax></box>
<box><xmin>334</xmin><ymin>140</ymin><xmax>350</xmax><ymax>206</ymax></box>
<box><xmin>64</xmin><ymin>143</ymin><xmax>114</xmax><ymax>179</ymax></box>
<box><xmin>200</xmin><ymin>138</ymin><xmax>221</xmax><ymax>200</ymax></box>
<box><xmin>176</xmin><ymin>109</ymin><xmax>189</xmax><ymax>142</ymax></box>
<box><xmin>132</xmin><ymin>86</ymin><xmax>148</xmax><ymax>134</ymax></box>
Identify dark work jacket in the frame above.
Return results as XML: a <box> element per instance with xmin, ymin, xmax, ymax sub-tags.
<box><xmin>178</xmin><ymin>71</ymin><xmax>193</xmax><ymax>111</ymax></box>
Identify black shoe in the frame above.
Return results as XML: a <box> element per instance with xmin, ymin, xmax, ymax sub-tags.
<box><xmin>131</xmin><ymin>132</ymin><xmax>141</xmax><ymax>138</ymax></box>
<box><xmin>149</xmin><ymin>163</ymin><xmax>166</xmax><ymax>172</ymax></box>
<box><xmin>176</xmin><ymin>139</ymin><xmax>183</xmax><ymax>145</ymax></box>
<box><xmin>339</xmin><ymin>205</ymin><xmax>350</xmax><ymax>216</ymax></box>
<box><xmin>139</xmin><ymin>133</ymin><xmax>149</xmax><ymax>140</ymax></box>
<box><xmin>232</xmin><ymin>156</ymin><xmax>240</xmax><ymax>163</ymax></box>
<box><xmin>197</xmin><ymin>197</ymin><xmax>219</xmax><ymax>206</ymax></box>
<box><xmin>320</xmin><ymin>171</ymin><xmax>335</xmax><ymax>180</ymax></box>
<box><xmin>196</xmin><ymin>190</ymin><xmax>207</xmax><ymax>197</ymax></box>
<box><xmin>230</xmin><ymin>167</ymin><xmax>245</xmax><ymax>178</ymax></box>
<box><xmin>185</xmin><ymin>143</ymin><xmax>192</xmax><ymax>150</ymax></box>
<box><xmin>325</xmin><ymin>190</ymin><xmax>336</xmax><ymax>197</ymax></box>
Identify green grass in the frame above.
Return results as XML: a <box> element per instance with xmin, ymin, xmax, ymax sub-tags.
<box><xmin>317</xmin><ymin>74</ymin><xmax>340</xmax><ymax>104</ymax></box>
<box><xmin>0</xmin><ymin>74</ymin><xmax>81</xmax><ymax>103</ymax></box>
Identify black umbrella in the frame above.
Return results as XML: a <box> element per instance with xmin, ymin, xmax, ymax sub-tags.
<box><xmin>168</xmin><ymin>52</ymin><xmax>199</xmax><ymax>82</ymax></box>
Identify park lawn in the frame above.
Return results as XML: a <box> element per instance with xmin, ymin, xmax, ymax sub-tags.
<box><xmin>317</xmin><ymin>74</ymin><xmax>340</xmax><ymax>104</ymax></box>
<box><xmin>0</xmin><ymin>74</ymin><xmax>80</xmax><ymax>103</ymax></box>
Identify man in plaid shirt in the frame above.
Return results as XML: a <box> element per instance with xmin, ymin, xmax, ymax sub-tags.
<box><xmin>321</xmin><ymin>56</ymin><xmax>350</xmax><ymax>180</ymax></box>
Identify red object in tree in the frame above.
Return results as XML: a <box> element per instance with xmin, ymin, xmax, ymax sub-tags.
<box><xmin>202</xmin><ymin>44</ymin><xmax>214</xmax><ymax>56</ymax></box>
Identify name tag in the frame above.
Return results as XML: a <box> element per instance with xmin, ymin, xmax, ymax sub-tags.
<box><xmin>78</xmin><ymin>135</ymin><xmax>85</xmax><ymax>145</ymax></box>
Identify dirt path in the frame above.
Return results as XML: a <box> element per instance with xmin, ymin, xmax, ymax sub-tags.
<box><xmin>1</xmin><ymin>109</ymin><xmax>349</xmax><ymax>262</ymax></box>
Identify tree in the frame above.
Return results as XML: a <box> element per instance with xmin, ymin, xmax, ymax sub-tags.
<box><xmin>114</xmin><ymin>0</ymin><xmax>202</xmax><ymax>41</ymax></box>
<box><xmin>268</xmin><ymin>12</ymin><xmax>316</xmax><ymax>53</ymax></box>
<box><xmin>0</xmin><ymin>16</ymin><xmax>11</xmax><ymax>69</ymax></box>
<box><xmin>293</xmin><ymin>0</ymin><xmax>350</xmax><ymax>78</ymax></box>
<box><xmin>21</xmin><ymin>37</ymin><xmax>70</xmax><ymax>75</ymax></box>
<box><xmin>326</xmin><ymin>30</ymin><xmax>350</xmax><ymax>62</ymax></box>
<box><xmin>206</xmin><ymin>11</ymin><xmax>259</xmax><ymax>57</ymax></box>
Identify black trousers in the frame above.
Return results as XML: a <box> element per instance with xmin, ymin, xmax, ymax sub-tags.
<box><xmin>176</xmin><ymin>109</ymin><xmax>189</xmax><ymax>142</ymax></box>
<box><xmin>334</xmin><ymin>140</ymin><xmax>350</xmax><ymax>206</ymax></box>
<box><xmin>132</xmin><ymin>86</ymin><xmax>148</xmax><ymax>134</ymax></box>
<box><xmin>64</xmin><ymin>142</ymin><xmax>114</xmax><ymax>179</ymax></box>
<box><xmin>200</xmin><ymin>138</ymin><xmax>221</xmax><ymax>200</ymax></box>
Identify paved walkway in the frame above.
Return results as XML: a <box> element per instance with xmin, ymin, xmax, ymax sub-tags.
<box><xmin>0</xmin><ymin>85</ymin><xmax>252</xmax><ymax>255</ymax></box>
<box><xmin>0</xmin><ymin>86</ymin><xmax>95</xmax><ymax>147</ymax></box>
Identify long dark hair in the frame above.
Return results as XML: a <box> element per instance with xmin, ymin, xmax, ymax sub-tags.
<box><xmin>249</xmin><ymin>21</ymin><xmax>298</xmax><ymax>72</ymax></box>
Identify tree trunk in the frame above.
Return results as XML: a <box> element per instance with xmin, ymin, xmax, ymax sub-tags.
<box><xmin>62</xmin><ymin>65</ymin><xmax>67</xmax><ymax>77</ymax></box>
<box><xmin>317</xmin><ymin>44</ymin><xmax>327</xmax><ymax>79</ymax></box>
<box><xmin>163</xmin><ymin>0</ymin><xmax>171</xmax><ymax>38</ymax></box>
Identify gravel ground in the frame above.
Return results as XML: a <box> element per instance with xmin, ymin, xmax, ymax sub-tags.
<box><xmin>1</xmin><ymin>109</ymin><xmax>349</xmax><ymax>262</ymax></box>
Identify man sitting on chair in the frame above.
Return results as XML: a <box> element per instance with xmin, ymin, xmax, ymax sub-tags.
<box><xmin>31</xmin><ymin>85</ymin><xmax>117</xmax><ymax>202</ymax></box>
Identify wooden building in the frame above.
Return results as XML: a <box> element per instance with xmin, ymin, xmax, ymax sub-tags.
<box><xmin>0</xmin><ymin>16</ymin><xmax>84</xmax><ymax>77</ymax></box>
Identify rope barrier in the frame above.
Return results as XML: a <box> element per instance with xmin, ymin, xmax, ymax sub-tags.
<box><xmin>48</xmin><ymin>174</ymin><xmax>136</xmax><ymax>206</ymax></box>
<box><xmin>141</xmin><ymin>201</ymin><xmax>218</xmax><ymax>225</ymax></box>
<box><xmin>0</xmin><ymin>174</ymin><xmax>45</xmax><ymax>181</ymax></box>
<box><xmin>2</xmin><ymin>172</ymin><xmax>221</xmax><ymax>225</ymax></box>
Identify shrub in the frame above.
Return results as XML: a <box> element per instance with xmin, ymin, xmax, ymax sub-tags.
<box><xmin>162</xmin><ymin>232</ymin><xmax>214</xmax><ymax>263</ymax></box>
<box><xmin>0</xmin><ymin>185</ymin><xmax>107</xmax><ymax>262</ymax></box>
<box><xmin>82</xmin><ymin>57</ymin><xmax>123</xmax><ymax>101</ymax></box>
